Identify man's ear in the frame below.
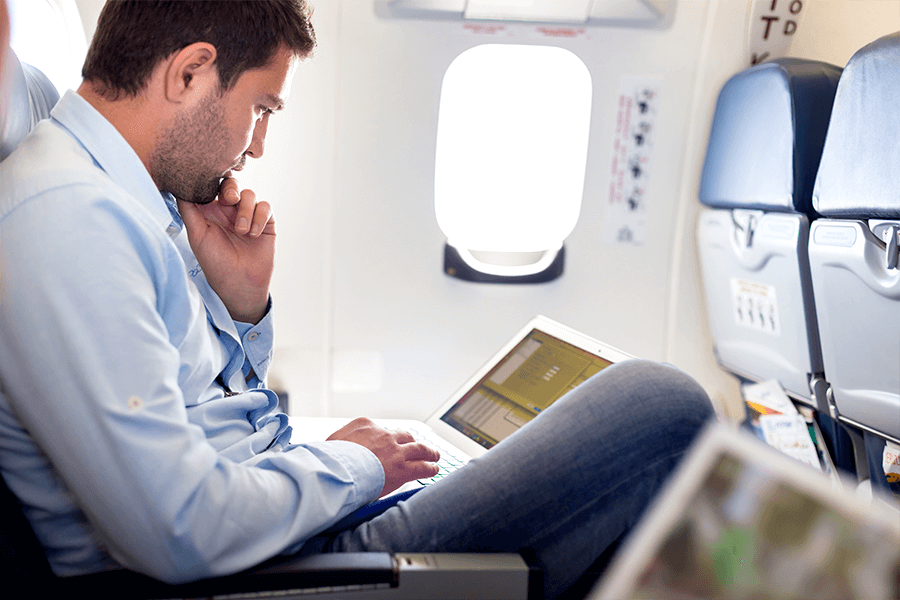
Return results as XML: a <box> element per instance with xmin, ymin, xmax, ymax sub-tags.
<box><xmin>164</xmin><ymin>42</ymin><xmax>218</xmax><ymax>104</ymax></box>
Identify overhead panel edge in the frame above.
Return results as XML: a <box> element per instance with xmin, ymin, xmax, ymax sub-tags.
<box><xmin>375</xmin><ymin>0</ymin><xmax>676</xmax><ymax>30</ymax></box>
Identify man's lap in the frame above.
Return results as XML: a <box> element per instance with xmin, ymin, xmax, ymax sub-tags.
<box><xmin>298</xmin><ymin>360</ymin><xmax>715</xmax><ymax>598</ymax></box>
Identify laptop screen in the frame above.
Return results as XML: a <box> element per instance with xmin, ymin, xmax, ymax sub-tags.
<box><xmin>439</xmin><ymin>328</ymin><xmax>613</xmax><ymax>450</ymax></box>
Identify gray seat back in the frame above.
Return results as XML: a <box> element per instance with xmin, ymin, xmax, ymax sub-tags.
<box><xmin>809</xmin><ymin>32</ymin><xmax>900</xmax><ymax>443</ymax></box>
<box><xmin>0</xmin><ymin>48</ymin><xmax>60</xmax><ymax>161</ymax></box>
<box><xmin>696</xmin><ymin>58</ymin><xmax>841</xmax><ymax>406</ymax></box>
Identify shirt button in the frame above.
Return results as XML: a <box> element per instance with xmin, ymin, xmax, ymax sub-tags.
<box><xmin>247</xmin><ymin>332</ymin><xmax>259</xmax><ymax>342</ymax></box>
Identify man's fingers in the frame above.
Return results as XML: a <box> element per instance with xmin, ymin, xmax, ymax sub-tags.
<box><xmin>391</xmin><ymin>429</ymin><xmax>416</xmax><ymax>444</ymax></box>
<box><xmin>382</xmin><ymin>445</ymin><xmax>441</xmax><ymax>497</ymax></box>
<box><xmin>248</xmin><ymin>199</ymin><xmax>274</xmax><ymax>237</ymax></box>
<box><xmin>387</xmin><ymin>430</ymin><xmax>441</xmax><ymax>463</ymax></box>
<box><xmin>217</xmin><ymin>177</ymin><xmax>273</xmax><ymax>237</ymax></box>
<box><xmin>401</xmin><ymin>441</ymin><xmax>441</xmax><ymax>464</ymax></box>
<box><xmin>406</xmin><ymin>460</ymin><xmax>440</xmax><ymax>480</ymax></box>
<box><xmin>218</xmin><ymin>186</ymin><xmax>274</xmax><ymax>238</ymax></box>
<box><xmin>219</xmin><ymin>177</ymin><xmax>240</xmax><ymax>204</ymax></box>
<box><xmin>231</xmin><ymin>188</ymin><xmax>257</xmax><ymax>235</ymax></box>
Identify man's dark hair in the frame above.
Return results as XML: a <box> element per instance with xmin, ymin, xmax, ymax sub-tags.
<box><xmin>82</xmin><ymin>0</ymin><xmax>316</xmax><ymax>100</ymax></box>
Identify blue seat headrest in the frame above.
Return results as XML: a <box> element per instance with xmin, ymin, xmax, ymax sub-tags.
<box><xmin>0</xmin><ymin>48</ymin><xmax>60</xmax><ymax>162</ymax></box>
<box><xmin>813</xmin><ymin>32</ymin><xmax>900</xmax><ymax>219</ymax></box>
<box><xmin>699</xmin><ymin>58</ymin><xmax>842</xmax><ymax>216</ymax></box>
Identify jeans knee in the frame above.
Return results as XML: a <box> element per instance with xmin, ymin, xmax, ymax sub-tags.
<box><xmin>588</xmin><ymin>359</ymin><xmax>715</xmax><ymax>448</ymax></box>
<box><xmin>610</xmin><ymin>358</ymin><xmax>711</xmax><ymax>410</ymax></box>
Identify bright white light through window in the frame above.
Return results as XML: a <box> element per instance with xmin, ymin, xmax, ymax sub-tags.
<box><xmin>8</xmin><ymin>0</ymin><xmax>86</xmax><ymax>95</ymax></box>
<box><xmin>435</xmin><ymin>44</ymin><xmax>592</xmax><ymax>262</ymax></box>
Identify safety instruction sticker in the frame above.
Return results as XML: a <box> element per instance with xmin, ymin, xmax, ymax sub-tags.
<box><xmin>604</xmin><ymin>76</ymin><xmax>662</xmax><ymax>246</ymax></box>
<box><xmin>730</xmin><ymin>278</ymin><xmax>781</xmax><ymax>335</ymax></box>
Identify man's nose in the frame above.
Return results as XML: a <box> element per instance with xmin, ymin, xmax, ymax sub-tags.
<box><xmin>245</xmin><ymin>117</ymin><xmax>269</xmax><ymax>159</ymax></box>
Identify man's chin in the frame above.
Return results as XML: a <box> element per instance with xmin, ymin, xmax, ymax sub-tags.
<box><xmin>191</xmin><ymin>195</ymin><xmax>218</xmax><ymax>205</ymax></box>
<box><xmin>171</xmin><ymin>181</ymin><xmax>220</xmax><ymax>205</ymax></box>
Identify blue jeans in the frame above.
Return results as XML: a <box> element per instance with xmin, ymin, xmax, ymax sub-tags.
<box><xmin>301</xmin><ymin>359</ymin><xmax>715</xmax><ymax>598</ymax></box>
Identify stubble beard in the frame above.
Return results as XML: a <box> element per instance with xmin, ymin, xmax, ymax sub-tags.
<box><xmin>150</xmin><ymin>91</ymin><xmax>232</xmax><ymax>205</ymax></box>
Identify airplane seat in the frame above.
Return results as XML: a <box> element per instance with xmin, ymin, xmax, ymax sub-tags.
<box><xmin>0</xmin><ymin>47</ymin><xmax>60</xmax><ymax>161</ymax></box>
<box><xmin>696</xmin><ymin>58</ymin><xmax>841</xmax><ymax>413</ymax></box>
<box><xmin>808</xmin><ymin>32</ymin><xmax>900</xmax><ymax>496</ymax></box>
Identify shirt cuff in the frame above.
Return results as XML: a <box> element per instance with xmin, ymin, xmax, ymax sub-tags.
<box><xmin>295</xmin><ymin>439</ymin><xmax>386</xmax><ymax>506</ymax></box>
<box><xmin>235</xmin><ymin>296</ymin><xmax>274</xmax><ymax>384</ymax></box>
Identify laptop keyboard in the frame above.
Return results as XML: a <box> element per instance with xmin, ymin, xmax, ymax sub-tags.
<box><xmin>403</xmin><ymin>424</ymin><xmax>471</xmax><ymax>485</ymax></box>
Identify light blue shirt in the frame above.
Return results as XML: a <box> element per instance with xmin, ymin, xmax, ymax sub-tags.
<box><xmin>0</xmin><ymin>91</ymin><xmax>383</xmax><ymax>582</ymax></box>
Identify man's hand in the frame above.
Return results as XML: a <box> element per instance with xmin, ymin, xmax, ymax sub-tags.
<box><xmin>178</xmin><ymin>177</ymin><xmax>274</xmax><ymax>324</ymax></box>
<box><xmin>327</xmin><ymin>418</ymin><xmax>441</xmax><ymax>498</ymax></box>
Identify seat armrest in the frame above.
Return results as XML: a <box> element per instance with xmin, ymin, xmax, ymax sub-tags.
<box><xmin>60</xmin><ymin>552</ymin><xmax>397</xmax><ymax>599</ymax></box>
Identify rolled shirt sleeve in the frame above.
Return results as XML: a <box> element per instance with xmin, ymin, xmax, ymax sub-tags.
<box><xmin>235</xmin><ymin>309</ymin><xmax>275</xmax><ymax>388</ymax></box>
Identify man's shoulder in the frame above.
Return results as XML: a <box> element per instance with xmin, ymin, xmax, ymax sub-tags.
<box><xmin>0</xmin><ymin>118</ymin><xmax>107</xmax><ymax>205</ymax></box>
<box><xmin>0</xmin><ymin>119</ymin><xmax>161</xmax><ymax>235</ymax></box>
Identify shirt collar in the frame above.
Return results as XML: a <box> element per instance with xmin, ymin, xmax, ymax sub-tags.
<box><xmin>161</xmin><ymin>192</ymin><xmax>184</xmax><ymax>239</ymax></box>
<box><xmin>50</xmin><ymin>90</ymin><xmax>175</xmax><ymax>233</ymax></box>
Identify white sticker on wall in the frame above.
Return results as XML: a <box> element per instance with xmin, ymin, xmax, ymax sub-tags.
<box><xmin>603</xmin><ymin>76</ymin><xmax>661</xmax><ymax>246</ymax></box>
<box><xmin>730</xmin><ymin>278</ymin><xmax>781</xmax><ymax>335</ymax></box>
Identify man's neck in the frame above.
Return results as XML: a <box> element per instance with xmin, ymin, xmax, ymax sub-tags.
<box><xmin>77</xmin><ymin>81</ymin><xmax>160</xmax><ymax>177</ymax></box>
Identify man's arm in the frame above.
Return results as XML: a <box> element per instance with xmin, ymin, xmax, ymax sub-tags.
<box><xmin>0</xmin><ymin>182</ymin><xmax>382</xmax><ymax>582</ymax></box>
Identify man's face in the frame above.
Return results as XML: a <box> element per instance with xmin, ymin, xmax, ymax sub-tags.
<box><xmin>151</xmin><ymin>46</ymin><xmax>298</xmax><ymax>204</ymax></box>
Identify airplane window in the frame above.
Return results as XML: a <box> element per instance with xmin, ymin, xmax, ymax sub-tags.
<box><xmin>434</xmin><ymin>44</ymin><xmax>592</xmax><ymax>282</ymax></box>
<box><xmin>7</xmin><ymin>0</ymin><xmax>86</xmax><ymax>95</ymax></box>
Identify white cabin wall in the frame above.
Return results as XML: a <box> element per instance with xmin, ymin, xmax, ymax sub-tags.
<box><xmin>242</xmin><ymin>1</ymin><xmax>344</xmax><ymax>416</ymax></box>
<box><xmin>316</xmin><ymin>0</ymin><xmax>716</xmax><ymax>420</ymax></box>
<box><xmin>74</xmin><ymin>0</ymin><xmax>102</xmax><ymax>41</ymax></box>
<box><xmin>787</xmin><ymin>0</ymin><xmax>900</xmax><ymax>64</ymax></box>
<box><xmin>667</xmin><ymin>0</ymin><xmax>749</xmax><ymax>422</ymax></box>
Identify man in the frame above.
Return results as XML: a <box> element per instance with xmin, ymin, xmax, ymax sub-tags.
<box><xmin>0</xmin><ymin>2</ymin><xmax>714</xmax><ymax>598</ymax></box>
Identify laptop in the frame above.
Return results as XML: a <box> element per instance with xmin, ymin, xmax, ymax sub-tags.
<box><xmin>591</xmin><ymin>422</ymin><xmax>900</xmax><ymax>600</ymax></box>
<box><xmin>291</xmin><ymin>315</ymin><xmax>635</xmax><ymax>492</ymax></box>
